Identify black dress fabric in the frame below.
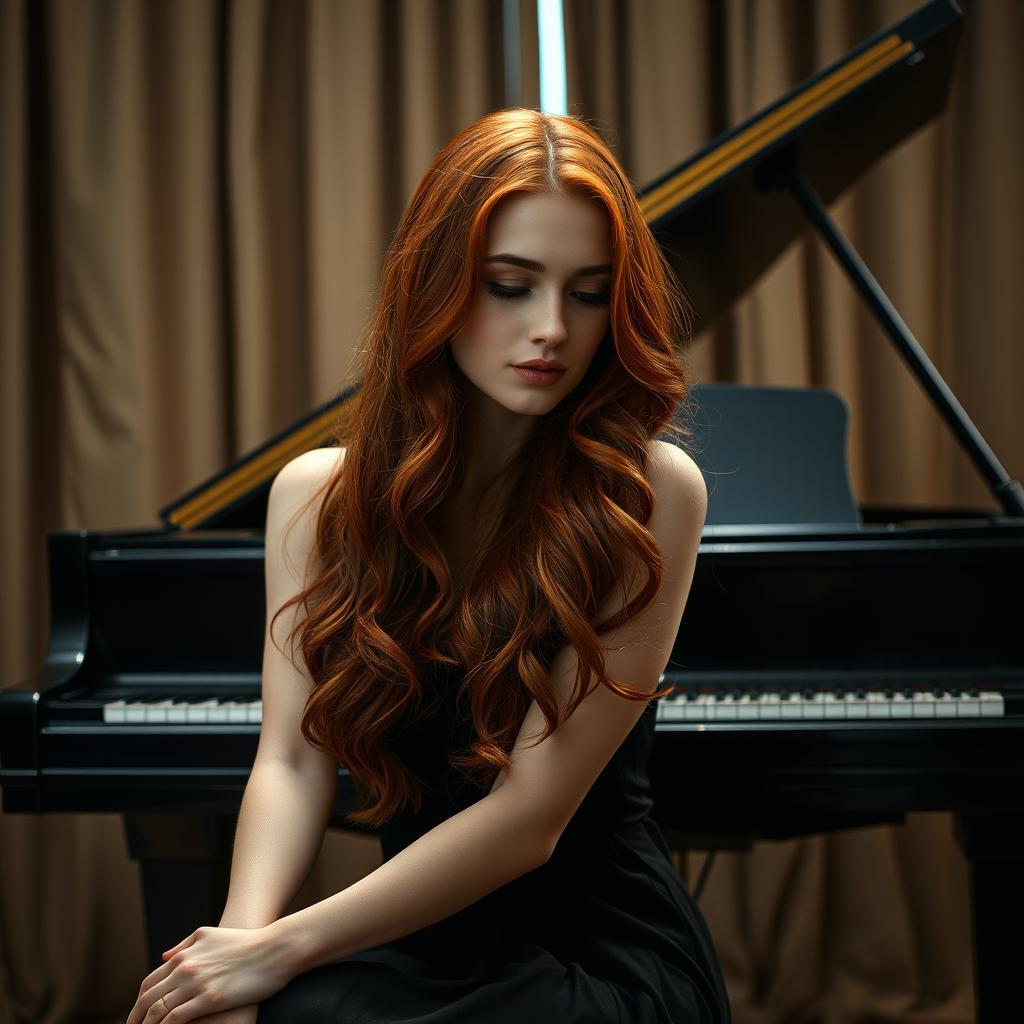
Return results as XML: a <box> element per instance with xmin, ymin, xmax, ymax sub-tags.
<box><xmin>258</xmin><ymin>662</ymin><xmax>731</xmax><ymax>1023</ymax></box>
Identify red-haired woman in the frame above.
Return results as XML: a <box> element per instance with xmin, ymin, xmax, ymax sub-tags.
<box><xmin>127</xmin><ymin>108</ymin><xmax>730</xmax><ymax>1024</ymax></box>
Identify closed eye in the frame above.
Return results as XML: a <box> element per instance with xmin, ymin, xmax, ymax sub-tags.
<box><xmin>487</xmin><ymin>282</ymin><xmax>610</xmax><ymax>307</ymax></box>
<box><xmin>572</xmin><ymin>290</ymin><xmax>609</xmax><ymax>307</ymax></box>
<box><xmin>487</xmin><ymin>282</ymin><xmax>529</xmax><ymax>300</ymax></box>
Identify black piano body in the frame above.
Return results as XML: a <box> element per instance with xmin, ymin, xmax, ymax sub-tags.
<box><xmin>4</xmin><ymin>505</ymin><xmax>1023</xmax><ymax>1021</ymax></box>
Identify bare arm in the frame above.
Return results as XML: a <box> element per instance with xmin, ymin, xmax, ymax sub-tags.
<box><xmin>216</xmin><ymin>762</ymin><xmax>335</xmax><ymax>929</ymax></box>
<box><xmin>266</xmin><ymin>771</ymin><xmax>550</xmax><ymax>971</ymax></box>
<box><xmin>218</xmin><ymin>448</ymin><xmax>346</xmax><ymax>930</ymax></box>
<box><xmin>267</xmin><ymin>441</ymin><xmax>707</xmax><ymax>974</ymax></box>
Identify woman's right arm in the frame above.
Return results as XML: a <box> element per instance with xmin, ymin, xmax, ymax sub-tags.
<box><xmin>217</xmin><ymin>447</ymin><xmax>347</xmax><ymax>931</ymax></box>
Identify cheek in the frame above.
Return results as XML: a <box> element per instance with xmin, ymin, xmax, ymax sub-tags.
<box><xmin>453</xmin><ymin>305</ymin><xmax>516</xmax><ymax>358</ymax></box>
<box><xmin>577</xmin><ymin>310</ymin><xmax>611</xmax><ymax>353</ymax></box>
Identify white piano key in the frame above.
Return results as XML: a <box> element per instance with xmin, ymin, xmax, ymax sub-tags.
<box><xmin>216</xmin><ymin>701</ymin><xmax>241</xmax><ymax>723</ymax></box>
<box><xmin>934</xmin><ymin>692</ymin><xmax>958</xmax><ymax>718</ymax></box>
<box><xmin>167</xmin><ymin>701</ymin><xmax>191</xmax><ymax>723</ymax></box>
<box><xmin>227</xmin><ymin>701</ymin><xmax>249</xmax><ymax>723</ymax></box>
<box><xmin>890</xmin><ymin>693</ymin><xmax>914</xmax><ymax>718</ymax></box>
<box><xmin>779</xmin><ymin>694</ymin><xmax>803</xmax><ymax>719</ymax></box>
<box><xmin>143</xmin><ymin>699</ymin><xmax>174</xmax><ymax>723</ymax></box>
<box><xmin>844</xmin><ymin>694</ymin><xmax>869</xmax><ymax>719</ymax></box>
<box><xmin>867</xmin><ymin>693</ymin><xmax>890</xmax><ymax>719</ymax></box>
<box><xmin>103</xmin><ymin>699</ymin><xmax>127</xmax><ymax>723</ymax></box>
<box><xmin>737</xmin><ymin>694</ymin><xmax>759</xmax><ymax>720</ymax></box>
<box><xmin>911</xmin><ymin>693</ymin><xmax>936</xmax><ymax>718</ymax></box>
<box><xmin>677</xmin><ymin>697</ymin><xmax>698</xmax><ymax>722</ymax></box>
<box><xmin>980</xmin><ymin>691</ymin><xmax>1005</xmax><ymax>717</ymax></box>
<box><xmin>660</xmin><ymin>701</ymin><xmax>683</xmax><ymax>722</ymax></box>
<box><xmin>803</xmin><ymin>693</ymin><xmax>826</xmax><ymax>720</ymax></box>
<box><xmin>125</xmin><ymin>701</ymin><xmax>148</xmax><ymax>723</ymax></box>
<box><xmin>714</xmin><ymin>695</ymin><xmax>738</xmax><ymax>721</ymax></box>
<box><xmin>206</xmin><ymin>701</ymin><xmax>230</xmax><ymax>723</ymax></box>
<box><xmin>186</xmin><ymin>699</ymin><xmax>219</xmax><ymax>723</ymax></box>
<box><xmin>822</xmin><ymin>693</ymin><xmax>846</xmax><ymax>719</ymax></box>
<box><xmin>656</xmin><ymin>697</ymin><xmax>680</xmax><ymax>722</ymax></box>
<box><xmin>759</xmin><ymin>693</ymin><xmax>781</xmax><ymax>720</ymax></box>
<box><xmin>956</xmin><ymin>695</ymin><xmax>981</xmax><ymax>717</ymax></box>
<box><xmin>247</xmin><ymin>700</ymin><xmax>263</xmax><ymax>724</ymax></box>
<box><xmin>679</xmin><ymin>696</ymin><xmax>704</xmax><ymax>720</ymax></box>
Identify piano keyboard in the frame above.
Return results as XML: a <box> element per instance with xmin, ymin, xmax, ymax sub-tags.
<box><xmin>655</xmin><ymin>687</ymin><xmax>1005</xmax><ymax>722</ymax></box>
<box><xmin>101</xmin><ymin>686</ymin><xmax>1006</xmax><ymax>725</ymax></box>
<box><xmin>103</xmin><ymin>699</ymin><xmax>262</xmax><ymax>724</ymax></box>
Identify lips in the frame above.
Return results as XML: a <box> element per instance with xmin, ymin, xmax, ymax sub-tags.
<box><xmin>513</xmin><ymin>360</ymin><xmax>566</xmax><ymax>370</ymax></box>
<box><xmin>513</xmin><ymin>365</ymin><xmax>566</xmax><ymax>386</ymax></box>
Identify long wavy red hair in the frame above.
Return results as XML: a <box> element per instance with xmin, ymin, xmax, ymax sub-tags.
<box><xmin>271</xmin><ymin>108</ymin><xmax>692</xmax><ymax>828</ymax></box>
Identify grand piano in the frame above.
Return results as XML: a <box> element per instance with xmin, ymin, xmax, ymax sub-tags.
<box><xmin>2</xmin><ymin>1</ymin><xmax>1021</xmax><ymax>1020</ymax></box>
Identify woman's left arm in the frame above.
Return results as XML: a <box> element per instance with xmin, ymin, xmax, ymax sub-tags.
<box><xmin>128</xmin><ymin>442</ymin><xmax>706</xmax><ymax>1022</ymax></box>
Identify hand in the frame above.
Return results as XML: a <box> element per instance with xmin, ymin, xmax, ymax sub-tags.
<box><xmin>125</xmin><ymin>925</ymin><xmax>291</xmax><ymax>1024</ymax></box>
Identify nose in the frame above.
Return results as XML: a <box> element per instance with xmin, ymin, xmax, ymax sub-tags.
<box><xmin>530</xmin><ymin>291</ymin><xmax>569</xmax><ymax>350</ymax></box>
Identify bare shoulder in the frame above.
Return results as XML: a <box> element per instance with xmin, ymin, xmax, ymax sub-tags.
<box><xmin>266</xmin><ymin>446</ymin><xmax>347</xmax><ymax>575</ymax></box>
<box><xmin>647</xmin><ymin>439</ymin><xmax>707</xmax><ymax>517</ymax></box>
<box><xmin>259</xmin><ymin>446</ymin><xmax>348</xmax><ymax>775</ymax></box>
<box><xmin>272</xmin><ymin>446</ymin><xmax>348</xmax><ymax>516</ymax></box>
<box><xmin>272</xmin><ymin>445</ymin><xmax>347</xmax><ymax>500</ymax></box>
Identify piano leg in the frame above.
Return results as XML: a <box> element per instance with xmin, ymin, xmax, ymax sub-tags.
<box><xmin>123</xmin><ymin>813</ymin><xmax>236</xmax><ymax>970</ymax></box>
<box><xmin>955</xmin><ymin>811</ymin><xmax>1024</xmax><ymax>1024</ymax></box>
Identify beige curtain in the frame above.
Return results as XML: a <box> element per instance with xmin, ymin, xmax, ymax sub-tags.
<box><xmin>0</xmin><ymin>2</ymin><xmax>521</xmax><ymax>1022</ymax></box>
<box><xmin>563</xmin><ymin>1</ymin><xmax>1023</xmax><ymax>1022</ymax></box>
<box><xmin>1</xmin><ymin>0</ymin><xmax>1020</xmax><ymax>1022</ymax></box>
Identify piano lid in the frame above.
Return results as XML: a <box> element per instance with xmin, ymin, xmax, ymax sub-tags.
<box><xmin>159</xmin><ymin>384</ymin><xmax>361</xmax><ymax>531</ymax></box>
<box><xmin>640</xmin><ymin>0</ymin><xmax>962</xmax><ymax>334</ymax></box>
<box><xmin>159</xmin><ymin>0</ymin><xmax>963</xmax><ymax>533</ymax></box>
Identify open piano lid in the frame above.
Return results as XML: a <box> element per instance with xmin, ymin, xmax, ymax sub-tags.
<box><xmin>641</xmin><ymin>0</ymin><xmax>962</xmax><ymax>332</ymax></box>
<box><xmin>159</xmin><ymin>0</ymin><xmax>966</xmax><ymax>534</ymax></box>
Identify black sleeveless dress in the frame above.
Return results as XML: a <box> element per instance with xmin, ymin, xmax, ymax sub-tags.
<box><xmin>258</xmin><ymin>662</ymin><xmax>731</xmax><ymax>1023</ymax></box>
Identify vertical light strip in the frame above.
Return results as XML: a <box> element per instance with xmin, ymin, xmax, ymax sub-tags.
<box><xmin>537</xmin><ymin>0</ymin><xmax>567</xmax><ymax>115</ymax></box>
<box><xmin>503</xmin><ymin>0</ymin><xmax>521</xmax><ymax>107</ymax></box>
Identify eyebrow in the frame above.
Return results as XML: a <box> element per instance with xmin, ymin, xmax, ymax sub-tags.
<box><xmin>484</xmin><ymin>254</ymin><xmax>612</xmax><ymax>276</ymax></box>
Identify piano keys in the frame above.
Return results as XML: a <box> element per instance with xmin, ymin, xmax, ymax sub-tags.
<box><xmin>97</xmin><ymin>684</ymin><xmax>1007</xmax><ymax>726</ymax></box>
<box><xmin>656</xmin><ymin>683</ymin><xmax>1008</xmax><ymax>721</ymax></box>
<box><xmin>102</xmin><ymin>699</ymin><xmax>263</xmax><ymax>724</ymax></box>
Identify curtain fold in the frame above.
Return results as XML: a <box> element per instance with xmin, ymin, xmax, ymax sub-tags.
<box><xmin>0</xmin><ymin>2</ymin><xmax>510</xmax><ymax>1021</ymax></box>
<box><xmin>1</xmin><ymin>1</ymin><xmax>1019</xmax><ymax>1022</ymax></box>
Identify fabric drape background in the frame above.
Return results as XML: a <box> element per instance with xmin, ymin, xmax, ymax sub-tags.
<box><xmin>0</xmin><ymin>1</ymin><xmax>1019</xmax><ymax>1022</ymax></box>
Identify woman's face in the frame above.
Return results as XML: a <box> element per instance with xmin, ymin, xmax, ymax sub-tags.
<box><xmin>449</xmin><ymin>190</ymin><xmax>613</xmax><ymax>417</ymax></box>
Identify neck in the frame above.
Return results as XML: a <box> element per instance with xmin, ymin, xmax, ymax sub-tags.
<box><xmin>457</xmin><ymin>387</ymin><xmax>537</xmax><ymax>500</ymax></box>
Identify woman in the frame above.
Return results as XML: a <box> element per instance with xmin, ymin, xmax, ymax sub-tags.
<box><xmin>126</xmin><ymin>108</ymin><xmax>729</xmax><ymax>1024</ymax></box>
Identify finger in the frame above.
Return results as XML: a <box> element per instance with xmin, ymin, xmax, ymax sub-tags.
<box><xmin>160</xmin><ymin>991</ymin><xmax>215</xmax><ymax>1024</ymax></box>
<box><xmin>141</xmin><ymin>963</ymin><xmax>173</xmax><ymax>989</ymax></box>
<box><xmin>138</xmin><ymin>984</ymin><xmax>192</xmax><ymax>1024</ymax></box>
<box><xmin>162</xmin><ymin>930</ymin><xmax>198</xmax><ymax>959</ymax></box>
<box><xmin>126</xmin><ymin>974</ymin><xmax>176</xmax><ymax>1024</ymax></box>
<box><xmin>135</xmin><ymin>960</ymin><xmax>174</xmax><ymax>1002</ymax></box>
